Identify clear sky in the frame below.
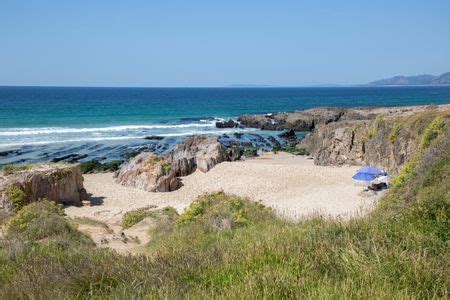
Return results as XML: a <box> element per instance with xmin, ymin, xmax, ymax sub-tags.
<box><xmin>1</xmin><ymin>0</ymin><xmax>449</xmax><ymax>87</ymax></box>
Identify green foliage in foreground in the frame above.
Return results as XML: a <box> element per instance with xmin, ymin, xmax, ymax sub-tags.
<box><xmin>7</xmin><ymin>185</ymin><xmax>26</xmax><ymax>211</ymax></box>
<box><xmin>122</xmin><ymin>206</ymin><xmax>178</xmax><ymax>229</ymax></box>
<box><xmin>0</xmin><ymin>134</ymin><xmax>449</xmax><ymax>298</ymax></box>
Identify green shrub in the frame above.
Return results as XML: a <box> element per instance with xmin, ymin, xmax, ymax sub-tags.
<box><xmin>122</xmin><ymin>209</ymin><xmax>156</xmax><ymax>229</ymax></box>
<box><xmin>8</xmin><ymin>186</ymin><xmax>26</xmax><ymax>211</ymax></box>
<box><xmin>352</xmin><ymin>123</ymin><xmax>361</xmax><ymax>134</ymax></box>
<box><xmin>52</xmin><ymin>168</ymin><xmax>73</xmax><ymax>181</ymax></box>
<box><xmin>2</xmin><ymin>164</ymin><xmax>31</xmax><ymax>175</ymax></box>
<box><xmin>122</xmin><ymin>206</ymin><xmax>178</xmax><ymax>229</ymax></box>
<box><xmin>80</xmin><ymin>160</ymin><xmax>123</xmax><ymax>173</ymax></box>
<box><xmin>366</xmin><ymin>127</ymin><xmax>376</xmax><ymax>139</ymax></box>
<box><xmin>147</xmin><ymin>156</ymin><xmax>161</xmax><ymax>166</ymax></box>
<box><xmin>388</xmin><ymin>124</ymin><xmax>401</xmax><ymax>144</ymax></box>
<box><xmin>421</xmin><ymin>117</ymin><xmax>446</xmax><ymax>149</ymax></box>
<box><xmin>176</xmin><ymin>192</ymin><xmax>275</xmax><ymax>229</ymax></box>
<box><xmin>5</xmin><ymin>201</ymin><xmax>91</xmax><ymax>244</ymax></box>
<box><xmin>161</xmin><ymin>161</ymin><xmax>172</xmax><ymax>174</ymax></box>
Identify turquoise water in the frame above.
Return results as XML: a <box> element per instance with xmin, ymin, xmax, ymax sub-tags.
<box><xmin>1</xmin><ymin>85</ymin><xmax>449</xmax><ymax>166</ymax></box>
<box><xmin>1</xmin><ymin>86</ymin><xmax>450</xmax><ymax>147</ymax></box>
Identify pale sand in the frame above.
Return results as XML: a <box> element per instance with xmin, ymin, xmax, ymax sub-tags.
<box><xmin>65</xmin><ymin>152</ymin><xmax>384</xmax><ymax>226</ymax></box>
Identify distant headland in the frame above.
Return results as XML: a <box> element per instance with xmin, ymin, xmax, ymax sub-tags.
<box><xmin>369</xmin><ymin>71</ymin><xmax>450</xmax><ymax>86</ymax></box>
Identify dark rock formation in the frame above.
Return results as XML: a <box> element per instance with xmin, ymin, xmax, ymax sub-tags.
<box><xmin>278</xmin><ymin>129</ymin><xmax>297</xmax><ymax>141</ymax></box>
<box><xmin>144</xmin><ymin>135</ymin><xmax>164</xmax><ymax>140</ymax></box>
<box><xmin>215</xmin><ymin>119</ymin><xmax>238</xmax><ymax>128</ymax></box>
<box><xmin>238</xmin><ymin>107</ymin><xmax>346</xmax><ymax>131</ymax></box>
<box><xmin>0</xmin><ymin>164</ymin><xmax>87</xmax><ymax>212</ymax></box>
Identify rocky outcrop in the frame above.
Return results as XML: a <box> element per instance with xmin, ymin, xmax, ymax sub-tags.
<box><xmin>238</xmin><ymin>107</ymin><xmax>347</xmax><ymax>131</ymax></box>
<box><xmin>0</xmin><ymin>164</ymin><xmax>87</xmax><ymax>212</ymax></box>
<box><xmin>116</xmin><ymin>136</ymin><xmax>229</xmax><ymax>192</ymax></box>
<box><xmin>167</xmin><ymin>136</ymin><xmax>229</xmax><ymax>176</ymax></box>
<box><xmin>298</xmin><ymin>108</ymin><xmax>449</xmax><ymax>172</ymax></box>
<box><xmin>278</xmin><ymin>129</ymin><xmax>297</xmax><ymax>142</ymax></box>
<box><xmin>237</xmin><ymin>105</ymin><xmax>450</xmax><ymax>132</ymax></box>
<box><xmin>115</xmin><ymin>152</ymin><xmax>180</xmax><ymax>192</ymax></box>
<box><xmin>215</xmin><ymin>119</ymin><xmax>238</xmax><ymax>128</ymax></box>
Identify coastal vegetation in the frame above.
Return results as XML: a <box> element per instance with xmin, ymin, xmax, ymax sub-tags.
<box><xmin>2</xmin><ymin>164</ymin><xmax>32</xmax><ymax>175</ymax></box>
<box><xmin>0</xmin><ymin>124</ymin><xmax>448</xmax><ymax>298</ymax></box>
<box><xmin>7</xmin><ymin>185</ymin><xmax>26</xmax><ymax>211</ymax></box>
<box><xmin>80</xmin><ymin>159</ymin><xmax>123</xmax><ymax>174</ymax></box>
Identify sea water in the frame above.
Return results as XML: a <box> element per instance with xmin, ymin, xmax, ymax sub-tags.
<box><xmin>1</xmin><ymin>86</ymin><xmax>449</xmax><ymax>165</ymax></box>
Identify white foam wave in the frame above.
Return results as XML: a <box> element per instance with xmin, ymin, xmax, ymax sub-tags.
<box><xmin>0</xmin><ymin>127</ymin><xmax>256</xmax><ymax>147</ymax></box>
<box><xmin>0</xmin><ymin>122</ymin><xmax>216</xmax><ymax>136</ymax></box>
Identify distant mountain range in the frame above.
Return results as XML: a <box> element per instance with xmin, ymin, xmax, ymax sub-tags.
<box><xmin>369</xmin><ymin>72</ymin><xmax>450</xmax><ymax>86</ymax></box>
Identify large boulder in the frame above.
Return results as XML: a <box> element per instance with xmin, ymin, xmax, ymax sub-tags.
<box><xmin>116</xmin><ymin>136</ymin><xmax>229</xmax><ymax>192</ymax></box>
<box><xmin>115</xmin><ymin>152</ymin><xmax>180</xmax><ymax>192</ymax></box>
<box><xmin>0</xmin><ymin>164</ymin><xmax>87</xmax><ymax>212</ymax></box>
<box><xmin>167</xmin><ymin>136</ymin><xmax>229</xmax><ymax>176</ymax></box>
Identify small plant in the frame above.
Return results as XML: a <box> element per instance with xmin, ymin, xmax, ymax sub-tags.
<box><xmin>147</xmin><ymin>156</ymin><xmax>161</xmax><ymax>166</ymax></box>
<box><xmin>122</xmin><ymin>209</ymin><xmax>156</xmax><ymax>229</ymax></box>
<box><xmin>2</xmin><ymin>164</ymin><xmax>31</xmax><ymax>175</ymax></box>
<box><xmin>8</xmin><ymin>185</ymin><xmax>26</xmax><ymax>211</ymax></box>
<box><xmin>421</xmin><ymin>117</ymin><xmax>446</xmax><ymax>149</ymax></box>
<box><xmin>161</xmin><ymin>161</ymin><xmax>172</xmax><ymax>174</ymax></box>
<box><xmin>389</xmin><ymin>124</ymin><xmax>401</xmax><ymax>144</ymax></box>
<box><xmin>352</xmin><ymin>123</ymin><xmax>361</xmax><ymax>134</ymax></box>
<box><xmin>53</xmin><ymin>168</ymin><xmax>73</xmax><ymax>181</ymax></box>
<box><xmin>367</xmin><ymin>127</ymin><xmax>377</xmax><ymax>139</ymax></box>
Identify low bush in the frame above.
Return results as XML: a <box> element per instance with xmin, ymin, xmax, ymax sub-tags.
<box><xmin>421</xmin><ymin>117</ymin><xmax>446</xmax><ymax>149</ymax></box>
<box><xmin>2</xmin><ymin>164</ymin><xmax>31</xmax><ymax>175</ymax></box>
<box><xmin>80</xmin><ymin>160</ymin><xmax>123</xmax><ymax>174</ymax></box>
<box><xmin>388</xmin><ymin>124</ymin><xmax>401</xmax><ymax>143</ymax></box>
<box><xmin>122</xmin><ymin>206</ymin><xmax>178</xmax><ymax>229</ymax></box>
<box><xmin>5</xmin><ymin>201</ymin><xmax>92</xmax><ymax>244</ymax></box>
<box><xmin>7</xmin><ymin>186</ymin><xmax>26</xmax><ymax>211</ymax></box>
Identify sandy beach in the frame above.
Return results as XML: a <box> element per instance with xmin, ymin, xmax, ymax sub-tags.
<box><xmin>65</xmin><ymin>152</ymin><xmax>383</xmax><ymax>225</ymax></box>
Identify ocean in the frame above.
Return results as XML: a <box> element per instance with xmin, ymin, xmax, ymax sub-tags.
<box><xmin>1</xmin><ymin>86</ymin><xmax>450</xmax><ymax>166</ymax></box>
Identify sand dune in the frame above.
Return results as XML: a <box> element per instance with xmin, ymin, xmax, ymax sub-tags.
<box><xmin>65</xmin><ymin>152</ymin><xmax>384</xmax><ymax>226</ymax></box>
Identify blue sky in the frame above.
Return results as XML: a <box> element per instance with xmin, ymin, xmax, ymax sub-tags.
<box><xmin>1</xmin><ymin>1</ymin><xmax>449</xmax><ymax>87</ymax></box>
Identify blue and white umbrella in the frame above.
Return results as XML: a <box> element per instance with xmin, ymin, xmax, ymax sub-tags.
<box><xmin>356</xmin><ymin>166</ymin><xmax>383</xmax><ymax>175</ymax></box>
<box><xmin>352</xmin><ymin>172</ymin><xmax>377</xmax><ymax>181</ymax></box>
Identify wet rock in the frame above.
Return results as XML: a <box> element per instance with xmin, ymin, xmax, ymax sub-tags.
<box><xmin>144</xmin><ymin>135</ymin><xmax>164</xmax><ymax>140</ymax></box>
<box><xmin>278</xmin><ymin>129</ymin><xmax>297</xmax><ymax>141</ymax></box>
<box><xmin>51</xmin><ymin>153</ymin><xmax>87</xmax><ymax>163</ymax></box>
<box><xmin>215</xmin><ymin>119</ymin><xmax>238</xmax><ymax>128</ymax></box>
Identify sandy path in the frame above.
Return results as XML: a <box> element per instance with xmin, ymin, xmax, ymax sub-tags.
<box><xmin>65</xmin><ymin>153</ymin><xmax>383</xmax><ymax>226</ymax></box>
